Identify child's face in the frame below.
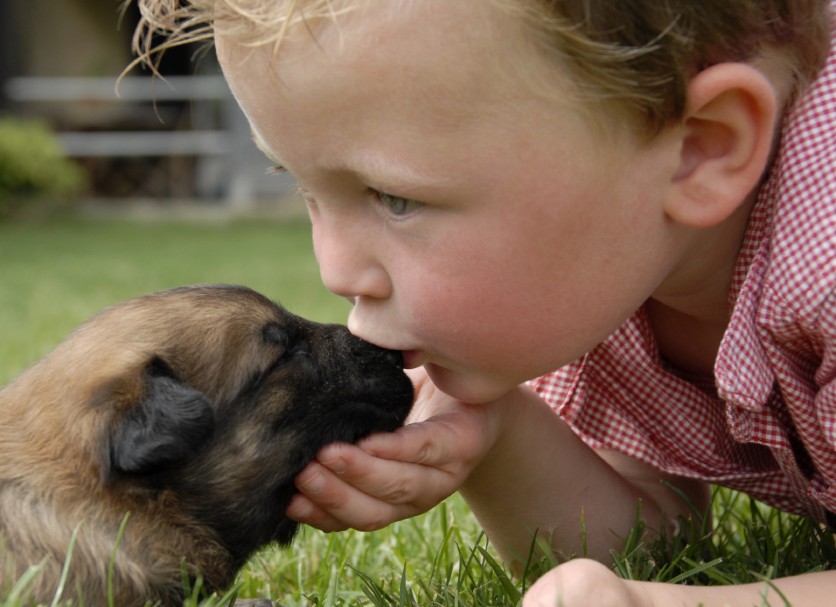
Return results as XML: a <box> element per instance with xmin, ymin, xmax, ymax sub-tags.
<box><xmin>218</xmin><ymin>1</ymin><xmax>685</xmax><ymax>403</ymax></box>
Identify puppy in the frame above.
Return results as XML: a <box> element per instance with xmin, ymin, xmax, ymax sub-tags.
<box><xmin>0</xmin><ymin>285</ymin><xmax>413</xmax><ymax>605</ymax></box>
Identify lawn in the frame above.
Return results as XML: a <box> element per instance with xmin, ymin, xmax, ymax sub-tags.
<box><xmin>0</xmin><ymin>218</ymin><xmax>834</xmax><ymax>606</ymax></box>
<box><xmin>0</xmin><ymin>218</ymin><xmax>348</xmax><ymax>384</ymax></box>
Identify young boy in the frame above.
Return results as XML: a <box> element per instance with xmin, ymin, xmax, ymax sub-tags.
<box><xmin>135</xmin><ymin>1</ymin><xmax>836</xmax><ymax>604</ymax></box>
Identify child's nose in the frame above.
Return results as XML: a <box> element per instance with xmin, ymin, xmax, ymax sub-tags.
<box><xmin>313</xmin><ymin>224</ymin><xmax>392</xmax><ymax>302</ymax></box>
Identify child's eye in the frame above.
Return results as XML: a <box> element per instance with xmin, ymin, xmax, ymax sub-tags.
<box><xmin>374</xmin><ymin>190</ymin><xmax>423</xmax><ymax>217</ymax></box>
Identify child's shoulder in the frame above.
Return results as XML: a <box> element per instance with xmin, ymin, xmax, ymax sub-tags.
<box><xmin>752</xmin><ymin>43</ymin><xmax>836</xmax><ymax>321</ymax></box>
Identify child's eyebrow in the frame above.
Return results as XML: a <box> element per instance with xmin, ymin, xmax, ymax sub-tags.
<box><xmin>249</xmin><ymin>130</ymin><xmax>453</xmax><ymax>195</ymax></box>
<box><xmin>345</xmin><ymin>149</ymin><xmax>451</xmax><ymax>196</ymax></box>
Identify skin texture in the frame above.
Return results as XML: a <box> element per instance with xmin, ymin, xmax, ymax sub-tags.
<box><xmin>216</xmin><ymin>1</ymin><xmax>836</xmax><ymax>604</ymax></box>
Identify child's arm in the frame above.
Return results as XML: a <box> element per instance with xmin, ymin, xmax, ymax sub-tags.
<box><xmin>457</xmin><ymin>384</ymin><xmax>707</xmax><ymax>566</ymax></box>
<box><xmin>523</xmin><ymin>558</ymin><xmax>836</xmax><ymax>607</ymax></box>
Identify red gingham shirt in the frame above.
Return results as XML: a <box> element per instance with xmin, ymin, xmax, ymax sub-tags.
<box><xmin>529</xmin><ymin>12</ymin><xmax>836</xmax><ymax>523</ymax></box>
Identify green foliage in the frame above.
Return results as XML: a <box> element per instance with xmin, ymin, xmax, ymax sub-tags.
<box><xmin>611</xmin><ymin>487</ymin><xmax>836</xmax><ymax>589</ymax></box>
<box><xmin>0</xmin><ymin>117</ymin><xmax>86</xmax><ymax>219</ymax></box>
<box><xmin>6</xmin><ymin>488</ymin><xmax>832</xmax><ymax>606</ymax></box>
<box><xmin>0</xmin><ymin>218</ymin><xmax>341</xmax><ymax>383</ymax></box>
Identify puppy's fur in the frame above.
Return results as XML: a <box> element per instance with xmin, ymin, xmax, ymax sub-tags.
<box><xmin>0</xmin><ymin>285</ymin><xmax>413</xmax><ymax>605</ymax></box>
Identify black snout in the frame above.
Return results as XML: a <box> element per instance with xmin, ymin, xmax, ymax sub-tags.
<box><xmin>323</xmin><ymin>325</ymin><xmax>403</xmax><ymax>370</ymax></box>
<box><xmin>351</xmin><ymin>340</ymin><xmax>403</xmax><ymax>370</ymax></box>
<box><xmin>381</xmin><ymin>348</ymin><xmax>404</xmax><ymax>369</ymax></box>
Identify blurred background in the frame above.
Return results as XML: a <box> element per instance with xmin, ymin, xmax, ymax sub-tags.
<box><xmin>0</xmin><ymin>0</ymin><xmax>302</xmax><ymax>218</ymax></box>
<box><xmin>0</xmin><ymin>0</ymin><xmax>341</xmax><ymax>385</ymax></box>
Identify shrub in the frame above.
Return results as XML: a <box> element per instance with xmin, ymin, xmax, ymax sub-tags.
<box><xmin>0</xmin><ymin>117</ymin><xmax>86</xmax><ymax>219</ymax></box>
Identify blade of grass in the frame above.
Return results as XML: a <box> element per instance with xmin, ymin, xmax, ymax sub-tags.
<box><xmin>107</xmin><ymin>512</ymin><xmax>131</xmax><ymax>607</ymax></box>
<box><xmin>49</xmin><ymin>521</ymin><xmax>82</xmax><ymax>607</ymax></box>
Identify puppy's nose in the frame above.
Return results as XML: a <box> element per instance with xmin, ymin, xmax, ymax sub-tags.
<box><xmin>380</xmin><ymin>348</ymin><xmax>404</xmax><ymax>370</ymax></box>
<box><xmin>349</xmin><ymin>335</ymin><xmax>403</xmax><ymax>369</ymax></box>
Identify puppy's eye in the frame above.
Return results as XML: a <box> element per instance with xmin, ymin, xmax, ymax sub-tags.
<box><xmin>262</xmin><ymin>324</ymin><xmax>287</xmax><ymax>348</ymax></box>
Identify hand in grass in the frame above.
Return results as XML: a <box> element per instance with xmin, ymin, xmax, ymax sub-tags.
<box><xmin>522</xmin><ymin>559</ymin><xmax>836</xmax><ymax>607</ymax></box>
<box><xmin>522</xmin><ymin>559</ymin><xmax>648</xmax><ymax>607</ymax></box>
<box><xmin>287</xmin><ymin>367</ymin><xmax>510</xmax><ymax>532</ymax></box>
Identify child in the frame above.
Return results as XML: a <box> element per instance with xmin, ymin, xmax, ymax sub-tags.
<box><xmin>135</xmin><ymin>1</ymin><xmax>836</xmax><ymax>604</ymax></box>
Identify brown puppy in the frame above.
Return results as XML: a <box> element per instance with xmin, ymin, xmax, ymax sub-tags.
<box><xmin>0</xmin><ymin>285</ymin><xmax>413</xmax><ymax>606</ymax></box>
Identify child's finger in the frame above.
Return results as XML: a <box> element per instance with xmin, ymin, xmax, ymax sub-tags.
<box><xmin>359</xmin><ymin>410</ymin><xmax>487</xmax><ymax>470</ymax></box>
<box><xmin>316</xmin><ymin>441</ymin><xmax>456</xmax><ymax>508</ymax></box>
<box><xmin>292</xmin><ymin>456</ymin><xmax>427</xmax><ymax>531</ymax></box>
<box><xmin>286</xmin><ymin>492</ymin><xmax>349</xmax><ymax>533</ymax></box>
<box><xmin>355</xmin><ymin>422</ymin><xmax>439</xmax><ymax>462</ymax></box>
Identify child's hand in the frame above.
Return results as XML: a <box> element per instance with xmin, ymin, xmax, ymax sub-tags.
<box><xmin>286</xmin><ymin>367</ymin><xmax>510</xmax><ymax>532</ymax></box>
<box><xmin>522</xmin><ymin>559</ymin><xmax>649</xmax><ymax>607</ymax></box>
<box><xmin>522</xmin><ymin>560</ymin><xmax>836</xmax><ymax>607</ymax></box>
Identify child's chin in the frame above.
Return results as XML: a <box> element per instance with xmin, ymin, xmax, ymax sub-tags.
<box><xmin>400</xmin><ymin>350</ymin><xmax>425</xmax><ymax>369</ymax></box>
<box><xmin>424</xmin><ymin>363</ymin><xmax>514</xmax><ymax>404</ymax></box>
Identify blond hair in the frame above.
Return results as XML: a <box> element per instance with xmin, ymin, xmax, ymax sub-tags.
<box><xmin>130</xmin><ymin>0</ymin><xmax>832</xmax><ymax>134</ymax></box>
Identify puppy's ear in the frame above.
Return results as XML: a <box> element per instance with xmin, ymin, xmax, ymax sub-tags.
<box><xmin>107</xmin><ymin>362</ymin><xmax>216</xmax><ymax>478</ymax></box>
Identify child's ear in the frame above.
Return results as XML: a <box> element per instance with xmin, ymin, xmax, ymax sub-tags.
<box><xmin>666</xmin><ymin>63</ymin><xmax>779</xmax><ymax>228</ymax></box>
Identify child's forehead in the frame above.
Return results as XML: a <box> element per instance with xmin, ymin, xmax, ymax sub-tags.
<box><xmin>218</xmin><ymin>0</ymin><xmax>579</xmax><ymax>113</ymax></box>
<box><xmin>222</xmin><ymin>3</ymin><xmax>520</xmax><ymax>90</ymax></box>
<box><xmin>215</xmin><ymin>0</ymin><xmax>521</xmax><ymax>56</ymax></box>
<box><xmin>221</xmin><ymin>2</ymin><xmax>603</xmax><ymax>141</ymax></box>
<box><xmin>217</xmin><ymin>2</ymin><xmax>559</xmax><ymax>130</ymax></box>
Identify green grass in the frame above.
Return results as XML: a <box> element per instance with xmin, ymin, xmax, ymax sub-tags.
<box><xmin>0</xmin><ymin>218</ymin><xmax>347</xmax><ymax>384</ymax></box>
<box><xmin>0</xmin><ymin>218</ymin><xmax>834</xmax><ymax>606</ymax></box>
